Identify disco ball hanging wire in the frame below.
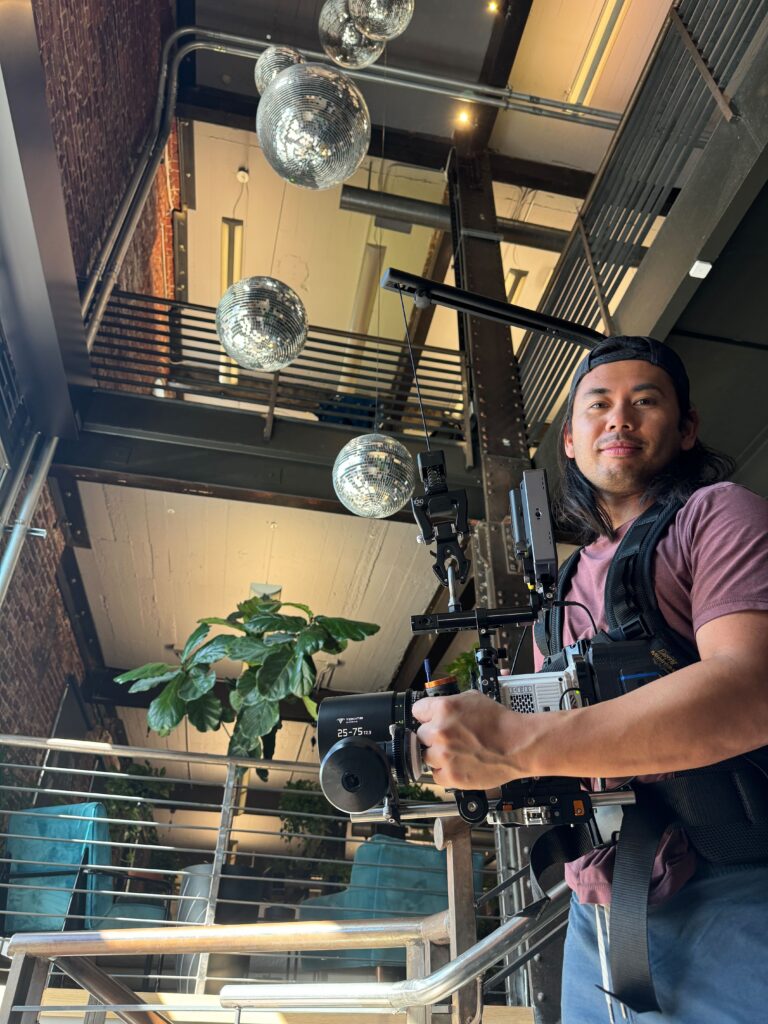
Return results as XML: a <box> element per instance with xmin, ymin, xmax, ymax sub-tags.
<box><xmin>319</xmin><ymin>0</ymin><xmax>385</xmax><ymax>68</ymax></box>
<box><xmin>256</xmin><ymin>62</ymin><xmax>371</xmax><ymax>190</ymax></box>
<box><xmin>348</xmin><ymin>0</ymin><xmax>415</xmax><ymax>41</ymax></box>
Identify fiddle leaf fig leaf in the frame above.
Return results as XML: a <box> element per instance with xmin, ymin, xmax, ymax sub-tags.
<box><xmin>228</xmin><ymin>636</ymin><xmax>272</xmax><ymax>664</ymax></box>
<box><xmin>302</xmin><ymin>695</ymin><xmax>319</xmax><ymax>721</ymax></box>
<box><xmin>280</xmin><ymin>602</ymin><xmax>314</xmax><ymax>617</ymax></box>
<box><xmin>228</xmin><ymin>730</ymin><xmax>263</xmax><ymax>760</ymax></box>
<box><xmin>186</xmin><ymin>692</ymin><xmax>223</xmax><ymax>732</ymax></box>
<box><xmin>236</xmin><ymin>699</ymin><xmax>280</xmax><ymax>742</ymax></box>
<box><xmin>295</xmin><ymin>623</ymin><xmax>328</xmax><ymax>660</ymax></box>
<box><xmin>290</xmin><ymin>654</ymin><xmax>316</xmax><ymax>698</ymax></box>
<box><xmin>243</xmin><ymin>612</ymin><xmax>307</xmax><ymax>636</ymax></box>
<box><xmin>116</xmin><ymin>663</ymin><xmax>179</xmax><ymax>690</ymax></box>
<box><xmin>256</xmin><ymin>646</ymin><xmax>295</xmax><ymax>700</ymax></box>
<box><xmin>237</xmin><ymin>596</ymin><xmax>282</xmax><ymax>620</ymax></box>
<box><xmin>147</xmin><ymin>679</ymin><xmax>185</xmax><ymax>736</ymax></box>
<box><xmin>177</xmin><ymin>665</ymin><xmax>217</xmax><ymax>701</ymax></box>
<box><xmin>236</xmin><ymin>667</ymin><xmax>262</xmax><ymax>706</ymax></box>
<box><xmin>181</xmin><ymin>623</ymin><xmax>210</xmax><ymax>663</ymax></box>
<box><xmin>320</xmin><ymin>634</ymin><xmax>348</xmax><ymax>654</ymax></box>
<box><xmin>198</xmin><ymin>616</ymin><xmax>247</xmax><ymax>632</ymax></box>
<box><xmin>315</xmin><ymin>616</ymin><xmax>380</xmax><ymax>642</ymax></box>
<box><xmin>189</xmin><ymin>635</ymin><xmax>234</xmax><ymax>665</ymax></box>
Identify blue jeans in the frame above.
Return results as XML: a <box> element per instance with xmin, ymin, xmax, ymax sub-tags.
<box><xmin>561</xmin><ymin>861</ymin><xmax>768</xmax><ymax>1023</ymax></box>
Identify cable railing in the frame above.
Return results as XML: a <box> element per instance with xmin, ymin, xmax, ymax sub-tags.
<box><xmin>89</xmin><ymin>291</ymin><xmax>467</xmax><ymax>444</ymax></box>
<box><xmin>0</xmin><ymin>734</ymin><xmax>501</xmax><ymax>1000</ymax></box>
<box><xmin>518</xmin><ymin>0</ymin><xmax>766</xmax><ymax>441</ymax></box>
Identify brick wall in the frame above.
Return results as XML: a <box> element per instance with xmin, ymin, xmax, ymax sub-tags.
<box><xmin>0</xmin><ymin>485</ymin><xmax>83</xmax><ymax>740</ymax></box>
<box><xmin>0</xmin><ymin>2</ymin><xmax>179</xmax><ymax>740</ymax></box>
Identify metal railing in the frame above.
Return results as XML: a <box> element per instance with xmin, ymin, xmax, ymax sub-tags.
<box><xmin>0</xmin><ymin>734</ymin><xmax>502</xmax><ymax>1002</ymax></box>
<box><xmin>518</xmin><ymin>0</ymin><xmax>766</xmax><ymax>440</ymax></box>
<box><xmin>90</xmin><ymin>291</ymin><xmax>467</xmax><ymax>443</ymax></box>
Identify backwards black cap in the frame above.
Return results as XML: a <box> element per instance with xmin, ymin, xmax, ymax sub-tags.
<box><xmin>568</xmin><ymin>336</ymin><xmax>691</xmax><ymax>414</ymax></box>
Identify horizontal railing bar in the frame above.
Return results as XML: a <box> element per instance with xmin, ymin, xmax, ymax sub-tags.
<box><xmin>0</xmin><ymin>881</ymin><xmax>182</xmax><ymax>902</ymax></box>
<box><xmin>0</xmin><ymin>832</ymin><xmax>223</xmax><ymax>857</ymax></box>
<box><xmin>0</xmin><ymin>734</ymin><xmax>320</xmax><ymax>771</ymax></box>
<box><xmin>6</xmin><ymin>910</ymin><xmax>452</xmax><ymax>956</ymax></box>
<box><xmin>0</xmin><ymin>856</ymin><xmax>202</xmax><ymax>880</ymax></box>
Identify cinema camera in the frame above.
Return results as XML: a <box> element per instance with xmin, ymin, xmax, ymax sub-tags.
<box><xmin>318</xmin><ymin>450</ymin><xmax>641</xmax><ymax>829</ymax></box>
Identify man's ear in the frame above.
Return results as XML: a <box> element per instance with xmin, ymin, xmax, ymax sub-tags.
<box><xmin>563</xmin><ymin>420</ymin><xmax>575</xmax><ymax>459</ymax></box>
<box><xmin>681</xmin><ymin>407</ymin><xmax>699</xmax><ymax>451</ymax></box>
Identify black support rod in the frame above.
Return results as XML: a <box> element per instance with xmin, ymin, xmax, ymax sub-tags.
<box><xmin>381</xmin><ymin>268</ymin><xmax>604</xmax><ymax>349</ymax></box>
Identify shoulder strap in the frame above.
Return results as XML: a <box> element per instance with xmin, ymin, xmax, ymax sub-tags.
<box><xmin>604</xmin><ymin>500</ymin><xmax>699</xmax><ymax>672</ymax></box>
<box><xmin>534</xmin><ymin>548</ymin><xmax>582</xmax><ymax>659</ymax></box>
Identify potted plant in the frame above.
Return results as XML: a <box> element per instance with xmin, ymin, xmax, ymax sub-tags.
<box><xmin>114</xmin><ymin>594</ymin><xmax>379</xmax><ymax>759</ymax></box>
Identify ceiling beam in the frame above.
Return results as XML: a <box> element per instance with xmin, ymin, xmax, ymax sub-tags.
<box><xmin>472</xmin><ymin>0</ymin><xmax>534</xmax><ymax>150</ymax></box>
<box><xmin>178</xmin><ymin>84</ymin><xmax>592</xmax><ymax>197</ymax></box>
<box><xmin>55</xmin><ymin>390</ymin><xmax>485</xmax><ymax>519</ymax></box>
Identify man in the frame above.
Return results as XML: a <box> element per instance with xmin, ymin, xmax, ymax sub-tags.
<box><xmin>412</xmin><ymin>336</ymin><xmax>768</xmax><ymax>1023</ymax></box>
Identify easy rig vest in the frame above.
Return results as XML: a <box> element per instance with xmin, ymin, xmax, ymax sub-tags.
<box><xmin>533</xmin><ymin>499</ymin><xmax>768</xmax><ymax>1014</ymax></box>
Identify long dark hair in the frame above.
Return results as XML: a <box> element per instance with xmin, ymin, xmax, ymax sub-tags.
<box><xmin>554</xmin><ymin>408</ymin><xmax>736</xmax><ymax>544</ymax></box>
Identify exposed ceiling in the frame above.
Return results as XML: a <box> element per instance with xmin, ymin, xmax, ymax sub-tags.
<box><xmin>74</xmin><ymin>0</ymin><xmax>678</xmax><ymax>769</ymax></box>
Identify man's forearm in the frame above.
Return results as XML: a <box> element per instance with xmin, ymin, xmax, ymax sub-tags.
<box><xmin>520</xmin><ymin>654</ymin><xmax>768</xmax><ymax>780</ymax></box>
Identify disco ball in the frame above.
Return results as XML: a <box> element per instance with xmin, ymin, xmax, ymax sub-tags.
<box><xmin>254</xmin><ymin>46</ymin><xmax>304</xmax><ymax>95</ymax></box>
<box><xmin>332</xmin><ymin>434</ymin><xmax>416</xmax><ymax>518</ymax></box>
<box><xmin>215</xmin><ymin>277</ymin><xmax>308</xmax><ymax>372</ymax></box>
<box><xmin>349</xmin><ymin>0</ymin><xmax>415</xmax><ymax>41</ymax></box>
<box><xmin>319</xmin><ymin>0</ymin><xmax>385</xmax><ymax>69</ymax></box>
<box><xmin>256</xmin><ymin>63</ymin><xmax>371</xmax><ymax>190</ymax></box>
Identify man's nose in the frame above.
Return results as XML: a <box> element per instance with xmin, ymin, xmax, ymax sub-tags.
<box><xmin>607</xmin><ymin>400</ymin><xmax>637</xmax><ymax>432</ymax></box>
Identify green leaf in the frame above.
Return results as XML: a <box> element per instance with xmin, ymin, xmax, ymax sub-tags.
<box><xmin>228</xmin><ymin>636</ymin><xmax>272</xmax><ymax>664</ymax></box>
<box><xmin>236</xmin><ymin>699</ymin><xmax>280</xmax><ymax>741</ymax></box>
<box><xmin>147</xmin><ymin>680</ymin><xmax>185</xmax><ymax>736</ymax></box>
<box><xmin>320</xmin><ymin>634</ymin><xmax>348</xmax><ymax>654</ymax></box>
<box><xmin>182</xmin><ymin>624</ymin><xmax>210</xmax><ymax>663</ymax></box>
<box><xmin>220</xmin><ymin>700</ymin><xmax>236</xmax><ymax>723</ymax></box>
<box><xmin>237</xmin><ymin>596</ymin><xmax>282</xmax><ymax>620</ymax></box>
<box><xmin>235</xmin><ymin>667</ymin><xmax>261</xmax><ymax>706</ymax></box>
<box><xmin>315</xmin><ymin>616</ymin><xmax>380</xmax><ymax>642</ymax></box>
<box><xmin>263</xmin><ymin>632</ymin><xmax>297</xmax><ymax>646</ymax></box>
<box><xmin>189</xmin><ymin>635</ymin><xmax>235</xmax><ymax>665</ymax></box>
<box><xmin>127</xmin><ymin>670</ymin><xmax>182</xmax><ymax>695</ymax></box>
<box><xmin>198</xmin><ymin>617</ymin><xmax>247</xmax><ymax>633</ymax></box>
<box><xmin>280</xmin><ymin>602</ymin><xmax>314</xmax><ymax>617</ymax></box>
<box><xmin>289</xmin><ymin>654</ymin><xmax>316</xmax><ymax>697</ymax></box>
<box><xmin>228</xmin><ymin>730</ymin><xmax>263</xmax><ymax>759</ymax></box>
<box><xmin>177</xmin><ymin>665</ymin><xmax>217</xmax><ymax>701</ymax></box>
<box><xmin>302</xmin><ymin>695</ymin><xmax>319</xmax><ymax>721</ymax></box>
<box><xmin>255</xmin><ymin>646</ymin><xmax>295</xmax><ymax>700</ymax></box>
<box><xmin>186</xmin><ymin>693</ymin><xmax>223</xmax><ymax>732</ymax></box>
<box><xmin>295</xmin><ymin>623</ymin><xmax>329</xmax><ymax>659</ymax></box>
<box><xmin>115</xmin><ymin>663</ymin><xmax>179</xmax><ymax>686</ymax></box>
<box><xmin>243</xmin><ymin>612</ymin><xmax>308</xmax><ymax>636</ymax></box>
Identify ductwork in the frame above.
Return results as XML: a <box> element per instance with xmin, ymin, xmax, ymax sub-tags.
<box><xmin>340</xmin><ymin>185</ymin><xmax>569</xmax><ymax>253</ymax></box>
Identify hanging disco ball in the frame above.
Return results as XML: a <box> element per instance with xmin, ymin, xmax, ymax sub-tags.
<box><xmin>215</xmin><ymin>277</ymin><xmax>308</xmax><ymax>372</ymax></box>
<box><xmin>254</xmin><ymin>46</ymin><xmax>304</xmax><ymax>95</ymax></box>
<box><xmin>349</xmin><ymin>0</ymin><xmax>415</xmax><ymax>41</ymax></box>
<box><xmin>256</xmin><ymin>62</ymin><xmax>371</xmax><ymax>190</ymax></box>
<box><xmin>319</xmin><ymin>0</ymin><xmax>385</xmax><ymax>69</ymax></box>
<box><xmin>332</xmin><ymin>434</ymin><xmax>416</xmax><ymax>518</ymax></box>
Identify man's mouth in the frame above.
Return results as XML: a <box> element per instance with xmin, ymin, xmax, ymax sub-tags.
<box><xmin>599</xmin><ymin>441</ymin><xmax>643</xmax><ymax>457</ymax></box>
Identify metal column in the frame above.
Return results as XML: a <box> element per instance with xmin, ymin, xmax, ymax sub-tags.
<box><xmin>447</xmin><ymin>146</ymin><xmax>564</xmax><ymax>1022</ymax></box>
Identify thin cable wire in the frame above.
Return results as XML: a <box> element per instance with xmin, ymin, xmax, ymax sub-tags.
<box><xmin>398</xmin><ymin>290</ymin><xmax>430</xmax><ymax>450</ymax></box>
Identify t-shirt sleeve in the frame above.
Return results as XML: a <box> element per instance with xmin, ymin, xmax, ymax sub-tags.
<box><xmin>681</xmin><ymin>483</ymin><xmax>768</xmax><ymax>635</ymax></box>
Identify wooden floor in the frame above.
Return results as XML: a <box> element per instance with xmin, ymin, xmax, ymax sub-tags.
<box><xmin>0</xmin><ymin>986</ymin><xmax>535</xmax><ymax>1023</ymax></box>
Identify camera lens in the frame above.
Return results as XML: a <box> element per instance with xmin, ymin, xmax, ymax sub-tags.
<box><xmin>319</xmin><ymin>738</ymin><xmax>391</xmax><ymax>813</ymax></box>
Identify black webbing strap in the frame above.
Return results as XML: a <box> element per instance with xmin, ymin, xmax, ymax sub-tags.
<box><xmin>535</xmin><ymin>549</ymin><xmax>582</xmax><ymax>662</ymax></box>
<box><xmin>528</xmin><ymin>823</ymin><xmax>597</xmax><ymax>900</ymax></box>
<box><xmin>606</xmin><ymin>802</ymin><xmax>668</xmax><ymax>1014</ymax></box>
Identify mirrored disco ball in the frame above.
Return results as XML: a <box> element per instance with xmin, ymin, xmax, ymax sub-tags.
<box><xmin>319</xmin><ymin>0</ymin><xmax>385</xmax><ymax>68</ymax></box>
<box><xmin>254</xmin><ymin>46</ymin><xmax>304</xmax><ymax>95</ymax></box>
<box><xmin>215</xmin><ymin>277</ymin><xmax>308</xmax><ymax>372</ymax></box>
<box><xmin>256</xmin><ymin>63</ymin><xmax>371</xmax><ymax>190</ymax></box>
<box><xmin>349</xmin><ymin>0</ymin><xmax>415</xmax><ymax>41</ymax></box>
<box><xmin>332</xmin><ymin>434</ymin><xmax>416</xmax><ymax>518</ymax></box>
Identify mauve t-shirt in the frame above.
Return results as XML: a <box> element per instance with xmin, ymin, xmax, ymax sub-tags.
<box><xmin>532</xmin><ymin>482</ymin><xmax>768</xmax><ymax>905</ymax></box>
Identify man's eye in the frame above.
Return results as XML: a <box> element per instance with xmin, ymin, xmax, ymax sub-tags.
<box><xmin>635</xmin><ymin>398</ymin><xmax>655</xmax><ymax>406</ymax></box>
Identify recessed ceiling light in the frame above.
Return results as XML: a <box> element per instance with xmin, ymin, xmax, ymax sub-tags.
<box><xmin>487</xmin><ymin>1</ymin><xmax>500</xmax><ymax>12</ymax></box>
<box><xmin>456</xmin><ymin>109</ymin><xmax>471</xmax><ymax>126</ymax></box>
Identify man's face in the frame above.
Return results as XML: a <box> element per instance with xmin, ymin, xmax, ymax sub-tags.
<box><xmin>563</xmin><ymin>360</ymin><xmax>699</xmax><ymax>500</ymax></box>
